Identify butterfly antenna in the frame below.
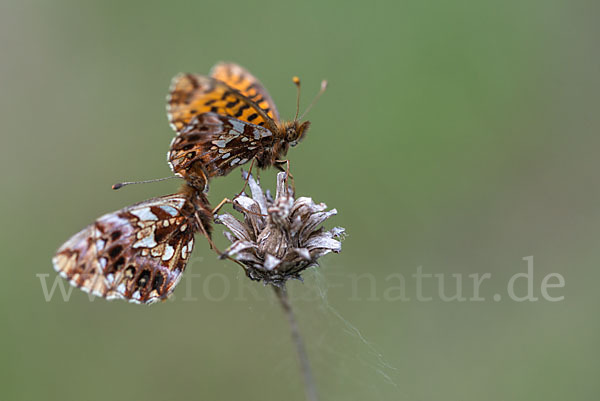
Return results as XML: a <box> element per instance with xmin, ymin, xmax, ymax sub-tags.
<box><xmin>112</xmin><ymin>176</ymin><xmax>179</xmax><ymax>190</ymax></box>
<box><xmin>293</xmin><ymin>76</ymin><xmax>301</xmax><ymax>121</ymax></box>
<box><xmin>299</xmin><ymin>80</ymin><xmax>327</xmax><ymax>120</ymax></box>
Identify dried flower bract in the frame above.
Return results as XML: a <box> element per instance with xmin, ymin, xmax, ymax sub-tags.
<box><xmin>216</xmin><ymin>171</ymin><xmax>344</xmax><ymax>286</ymax></box>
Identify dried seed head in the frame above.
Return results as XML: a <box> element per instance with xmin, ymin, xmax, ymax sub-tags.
<box><xmin>216</xmin><ymin>171</ymin><xmax>345</xmax><ymax>285</ymax></box>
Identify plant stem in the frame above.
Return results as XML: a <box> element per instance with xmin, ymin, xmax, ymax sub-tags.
<box><xmin>273</xmin><ymin>285</ymin><xmax>319</xmax><ymax>401</ymax></box>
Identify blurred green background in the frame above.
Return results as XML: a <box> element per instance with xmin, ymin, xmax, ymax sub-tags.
<box><xmin>2</xmin><ymin>0</ymin><xmax>599</xmax><ymax>400</ymax></box>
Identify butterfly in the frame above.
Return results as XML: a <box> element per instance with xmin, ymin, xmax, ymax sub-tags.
<box><xmin>52</xmin><ymin>62</ymin><xmax>321</xmax><ymax>304</ymax></box>
<box><xmin>52</xmin><ymin>185</ymin><xmax>214</xmax><ymax>304</ymax></box>
<box><xmin>166</xmin><ymin>62</ymin><xmax>325</xmax><ymax>192</ymax></box>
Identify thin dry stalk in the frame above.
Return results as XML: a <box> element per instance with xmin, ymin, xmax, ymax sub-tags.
<box><xmin>273</xmin><ymin>285</ymin><xmax>319</xmax><ymax>401</ymax></box>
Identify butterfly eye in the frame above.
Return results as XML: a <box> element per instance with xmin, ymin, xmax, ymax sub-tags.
<box><xmin>286</xmin><ymin>128</ymin><xmax>296</xmax><ymax>141</ymax></box>
<box><xmin>186</xmin><ymin>151</ymin><xmax>196</xmax><ymax>159</ymax></box>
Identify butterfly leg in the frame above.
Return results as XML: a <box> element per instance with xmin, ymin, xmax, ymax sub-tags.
<box><xmin>211</xmin><ymin>197</ymin><xmax>232</xmax><ymax>216</ymax></box>
<box><xmin>235</xmin><ymin>157</ymin><xmax>257</xmax><ymax>198</ymax></box>
<box><xmin>212</xmin><ymin>197</ymin><xmax>267</xmax><ymax>218</ymax></box>
<box><xmin>194</xmin><ymin>211</ymin><xmax>222</xmax><ymax>253</ymax></box>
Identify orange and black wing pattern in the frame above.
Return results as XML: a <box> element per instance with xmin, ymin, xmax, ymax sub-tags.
<box><xmin>210</xmin><ymin>62</ymin><xmax>280</xmax><ymax>123</ymax></box>
<box><xmin>167</xmin><ymin>70</ymin><xmax>277</xmax><ymax>133</ymax></box>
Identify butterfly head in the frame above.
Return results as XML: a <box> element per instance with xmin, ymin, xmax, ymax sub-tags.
<box><xmin>284</xmin><ymin>120</ymin><xmax>311</xmax><ymax>147</ymax></box>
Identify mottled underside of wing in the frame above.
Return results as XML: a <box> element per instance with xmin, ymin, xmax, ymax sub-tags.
<box><xmin>169</xmin><ymin>113</ymin><xmax>273</xmax><ymax>178</ymax></box>
<box><xmin>167</xmin><ymin>74</ymin><xmax>276</xmax><ymax>133</ymax></box>
<box><xmin>52</xmin><ymin>195</ymin><xmax>197</xmax><ymax>304</ymax></box>
<box><xmin>210</xmin><ymin>62</ymin><xmax>280</xmax><ymax>122</ymax></box>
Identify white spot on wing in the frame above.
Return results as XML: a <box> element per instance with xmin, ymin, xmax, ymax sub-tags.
<box><xmin>162</xmin><ymin>245</ymin><xmax>175</xmax><ymax>261</ymax></box>
<box><xmin>230</xmin><ymin>119</ymin><xmax>245</xmax><ymax>133</ymax></box>
<box><xmin>95</xmin><ymin>239</ymin><xmax>105</xmax><ymax>251</ymax></box>
<box><xmin>160</xmin><ymin>205</ymin><xmax>178</xmax><ymax>216</ymax></box>
<box><xmin>181</xmin><ymin>244</ymin><xmax>188</xmax><ymax>259</ymax></box>
<box><xmin>131</xmin><ymin>207</ymin><xmax>158</xmax><ymax>221</ymax></box>
<box><xmin>133</xmin><ymin>234</ymin><xmax>158</xmax><ymax>249</ymax></box>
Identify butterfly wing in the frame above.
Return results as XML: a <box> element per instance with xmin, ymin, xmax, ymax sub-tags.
<box><xmin>210</xmin><ymin>62</ymin><xmax>280</xmax><ymax>123</ymax></box>
<box><xmin>167</xmin><ymin>73</ymin><xmax>277</xmax><ymax>133</ymax></box>
<box><xmin>52</xmin><ymin>194</ymin><xmax>199</xmax><ymax>304</ymax></box>
<box><xmin>168</xmin><ymin>112</ymin><xmax>274</xmax><ymax>180</ymax></box>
